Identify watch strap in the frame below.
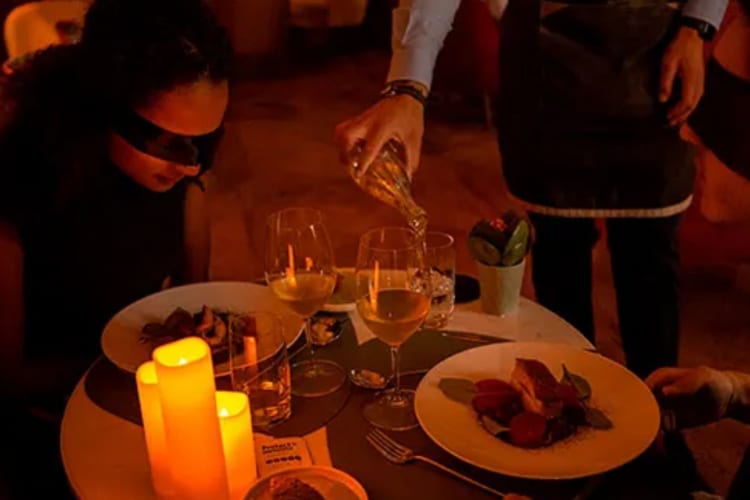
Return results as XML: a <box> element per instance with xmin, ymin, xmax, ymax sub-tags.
<box><xmin>379</xmin><ymin>81</ymin><xmax>428</xmax><ymax>107</ymax></box>
<box><xmin>679</xmin><ymin>15</ymin><xmax>717</xmax><ymax>41</ymax></box>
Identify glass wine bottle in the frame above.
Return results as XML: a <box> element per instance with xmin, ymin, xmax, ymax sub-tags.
<box><xmin>349</xmin><ymin>140</ymin><xmax>428</xmax><ymax>239</ymax></box>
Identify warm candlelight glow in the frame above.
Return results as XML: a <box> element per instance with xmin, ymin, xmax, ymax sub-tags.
<box><xmin>369</xmin><ymin>260</ymin><xmax>380</xmax><ymax>310</ymax></box>
<box><xmin>217</xmin><ymin>391</ymin><xmax>257</xmax><ymax>500</ymax></box>
<box><xmin>304</xmin><ymin>256</ymin><xmax>313</xmax><ymax>270</ymax></box>
<box><xmin>285</xmin><ymin>244</ymin><xmax>297</xmax><ymax>285</ymax></box>
<box><xmin>153</xmin><ymin>337</ymin><xmax>229</xmax><ymax>500</ymax></box>
<box><xmin>243</xmin><ymin>335</ymin><xmax>258</xmax><ymax>368</ymax></box>
<box><xmin>136</xmin><ymin>362</ymin><xmax>172</xmax><ymax>498</ymax></box>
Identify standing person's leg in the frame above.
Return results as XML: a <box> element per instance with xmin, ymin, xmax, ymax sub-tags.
<box><xmin>606</xmin><ymin>216</ymin><xmax>681</xmax><ymax>379</ymax></box>
<box><xmin>528</xmin><ymin>213</ymin><xmax>598</xmax><ymax>342</ymax></box>
<box><xmin>728</xmin><ymin>445</ymin><xmax>750</xmax><ymax>500</ymax></box>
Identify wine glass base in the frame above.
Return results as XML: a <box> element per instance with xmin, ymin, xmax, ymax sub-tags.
<box><xmin>291</xmin><ymin>359</ymin><xmax>346</xmax><ymax>398</ymax></box>
<box><xmin>363</xmin><ymin>389</ymin><xmax>419</xmax><ymax>431</ymax></box>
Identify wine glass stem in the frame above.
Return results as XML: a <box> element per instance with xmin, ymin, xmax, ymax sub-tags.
<box><xmin>390</xmin><ymin>345</ymin><xmax>401</xmax><ymax>397</ymax></box>
<box><xmin>305</xmin><ymin>316</ymin><xmax>316</xmax><ymax>361</ymax></box>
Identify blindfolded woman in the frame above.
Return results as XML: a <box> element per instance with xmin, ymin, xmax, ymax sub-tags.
<box><xmin>0</xmin><ymin>0</ymin><xmax>232</xmax><ymax>403</ymax></box>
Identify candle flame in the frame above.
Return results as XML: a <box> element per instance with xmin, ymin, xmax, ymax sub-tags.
<box><xmin>304</xmin><ymin>257</ymin><xmax>313</xmax><ymax>270</ymax></box>
<box><xmin>285</xmin><ymin>244</ymin><xmax>297</xmax><ymax>286</ymax></box>
<box><xmin>177</xmin><ymin>357</ymin><xmax>188</xmax><ymax>366</ymax></box>
<box><xmin>219</xmin><ymin>408</ymin><xmax>229</xmax><ymax>418</ymax></box>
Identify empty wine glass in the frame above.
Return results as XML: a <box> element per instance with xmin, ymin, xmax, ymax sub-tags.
<box><xmin>265</xmin><ymin>207</ymin><xmax>345</xmax><ymax>398</ymax></box>
<box><xmin>355</xmin><ymin>227</ymin><xmax>431</xmax><ymax>430</ymax></box>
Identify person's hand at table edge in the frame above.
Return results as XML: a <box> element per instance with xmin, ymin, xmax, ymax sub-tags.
<box><xmin>646</xmin><ymin>366</ymin><xmax>750</xmax><ymax>429</ymax></box>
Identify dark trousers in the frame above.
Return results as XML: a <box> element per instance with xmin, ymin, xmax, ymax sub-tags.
<box><xmin>728</xmin><ymin>445</ymin><xmax>750</xmax><ymax>500</ymax></box>
<box><xmin>528</xmin><ymin>213</ymin><xmax>681</xmax><ymax>378</ymax></box>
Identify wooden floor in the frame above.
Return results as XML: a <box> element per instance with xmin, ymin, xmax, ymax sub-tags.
<box><xmin>207</xmin><ymin>51</ymin><xmax>750</xmax><ymax>495</ymax></box>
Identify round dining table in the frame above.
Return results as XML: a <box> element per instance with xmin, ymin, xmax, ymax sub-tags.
<box><xmin>60</xmin><ymin>284</ymin><xmax>597</xmax><ymax>500</ymax></box>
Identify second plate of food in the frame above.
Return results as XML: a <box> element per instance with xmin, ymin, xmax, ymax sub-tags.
<box><xmin>414</xmin><ymin>342</ymin><xmax>660</xmax><ymax>479</ymax></box>
<box><xmin>100</xmin><ymin>282</ymin><xmax>305</xmax><ymax>376</ymax></box>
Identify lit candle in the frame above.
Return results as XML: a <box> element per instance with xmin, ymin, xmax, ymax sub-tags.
<box><xmin>153</xmin><ymin>337</ymin><xmax>229</xmax><ymax>500</ymax></box>
<box><xmin>216</xmin><ymin>391</ymin><xmax>257</xmax><ymax>500</ymax></box>
<box><xmin>135</xmin><ymin>362</ymin><xmax>172</xmax><ymax>498</ymax></box>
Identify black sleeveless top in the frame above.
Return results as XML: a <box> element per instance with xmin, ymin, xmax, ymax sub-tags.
<box><xmin>10</xmin><ymin>161</ymin><xmax>187</xmax><ymax>362</ymax></box>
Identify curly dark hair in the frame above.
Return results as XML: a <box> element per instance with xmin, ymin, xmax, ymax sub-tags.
<box><xmin>80</xmin><ymin>0</ymin><xmax>232</xmax><ymax>109</ymax></box>
<box><xmin>0</xmin><ymin>0</ymin><xmax>232</xmax><ymax>226</ymax></box>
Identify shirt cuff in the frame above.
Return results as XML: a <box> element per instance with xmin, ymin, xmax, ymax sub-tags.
<box><xmin>682</xmin><ymin>0</ymin><xmax>729</xmax><ymax>30</ymax></box>
<box><xmin>386</xmin><ymin>45</ymin><xmax>440</xmax><ymax>89</ymax></box>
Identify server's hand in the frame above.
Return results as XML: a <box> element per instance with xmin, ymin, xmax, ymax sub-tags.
<box><xmin>335</xmin><ymin>92</ymin><xmax>424</xmax><ymax>178</ymax></box>
<box><xmin>660</xmin><ymin>26</ymin><xmax>706</xmax><ymax>126</ymax></box>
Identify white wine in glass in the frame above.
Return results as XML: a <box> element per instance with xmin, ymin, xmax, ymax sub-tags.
<box><xmin>268</xmin><ymin>272</ymin><xmax>337</xmax><ymax>317</ymax></box>
<box><xmin>355</xmin><ymin>227</ymin><xmax>431</xmax><ymax>430</ymax></box>
<box><xmin>356</xmin><ymin>288</ymin><xmax>430</xmax><ymax>346</ymax></box>
<box><xmin>265</xmin><ymin>208</ymin><xmax>345</xmax><ymax>398</ymax></box>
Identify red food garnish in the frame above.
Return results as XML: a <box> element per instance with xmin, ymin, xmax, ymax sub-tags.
<box><xmin>473</xmin><ymin>394</ymin><xmax>508</xmax><ymax>416</ymax></box>
<box><xmin>509</xmin><ymin>411</ymin><xmax>548</xmax><ymax>448</ymax></box>
<box><xmin>488</xmin><ymin>218</ymin><xmax>508</xmax><ymax>232</ymax></box>
<box><xmin>475</xmin><ymin>379</ymin><xmax>516</xmax><ymax>395</ymax></box>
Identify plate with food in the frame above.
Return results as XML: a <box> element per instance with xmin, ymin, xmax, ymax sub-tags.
<box><xmin>414</xmin><ymin>342</ymin><xmax>660</xmax><ymax>479</ymax></box>
<box><xmin>100</xmin><ymin>282</ymin><xmax>305</xmax><ymax>375</ymax></box>
<box><xmin>323</xmin><ymin>269</ymin><xmax>355</xmax><ymax>312</ymax></box>
<box><xmin>244</xmin><ymin>466</ymin><xmax>367</xmax><ymax>500</ymax></box>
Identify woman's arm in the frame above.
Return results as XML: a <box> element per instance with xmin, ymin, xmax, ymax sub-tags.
<box><xmin>0</xmin><ymin>222</ymin><xmax>83</xmax><ymax>404</ymax></box>
<box><xmin>0</xmin><ymin>221</ymin><xmax>25</xmax><ymax>397</ymax></box>
<box><xmin>183</xmin><ymin>173</ymin><xmax>213</xmax><ymax>283</ymax></box>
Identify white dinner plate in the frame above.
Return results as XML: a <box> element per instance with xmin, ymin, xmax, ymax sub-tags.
<box><xmin>414</xmin><ymin>342</ymin><xmax>660</xmax><ymax>480</ymax></box>
<box><xmin>101</xmin><ymin>282</ymin><xmax>304</xmax><ymax>376</ymax></box>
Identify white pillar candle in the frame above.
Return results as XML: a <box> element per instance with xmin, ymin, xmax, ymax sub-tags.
<box><xmin>216</xmin><ymin>391</ymin><xmax>258</xmax><ymax>499</ymax></box>
<box><xmin>135</xmin><ymin>362</ymin><xmax>172</xmax><ymax>498</ymax></box>
<box><xmin>153</xmin><ymin>337</ymin><xmax>229</xmax><ymax>500</ymax></box>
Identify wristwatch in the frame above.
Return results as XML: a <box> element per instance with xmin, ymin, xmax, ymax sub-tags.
<box><xmin>678</xmin><ymin>15</ymin><xmax>717</xmax><ymax>41</ymax></box>
<box><xmin>379</xmin><ymin>80</ymin><xmax>428</xmax><ymax>107</ymax></box>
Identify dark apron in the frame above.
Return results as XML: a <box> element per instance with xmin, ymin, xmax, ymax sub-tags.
<box><xmin>496</xmin><ymin>0</ymin><xmax>695</xmax><ymax>213</ymax></box>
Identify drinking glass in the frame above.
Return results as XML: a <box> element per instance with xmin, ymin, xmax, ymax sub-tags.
<box><xmin>265</xmin><ymin>207</ymin><xmax>346</xmax><ymax>398</ymax></box>
<box><xmin>355</xmin><ymin>227</ymin><xmax>431</xmax><ymax>430</ymax></box>
<box><xmin>423</xmin><ymin>232</ymin><xmax>456</xmax><ymax>329</ymax></box>
<box><xmin>228</xmin><ymin>311</ymin><xmax>291</xmax><ymax>429</ymax></box>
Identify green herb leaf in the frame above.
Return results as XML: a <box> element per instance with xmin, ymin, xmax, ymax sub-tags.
<box><xmin>584</xmin><ymin>407</ymin><xmax>613</xmax><ymax>430</ymax></box>
<box><xmin>561</xmin><ymin>364</ymin><xmax>592</xmax><ymax>400</ymax></box>
<box><xmin>438</xmin><ymin>378</ymin><xmax>478</xmax><ymax>405</ymax></box>
<box><xmin>501</xmin><ymin>219</ymin><xmax>530</xmax><ymax>266</ymax></box>
<box><xmin>468</xmin><ymin>236</ymin><xmax>503</xmax><ymax>266</ymax></box>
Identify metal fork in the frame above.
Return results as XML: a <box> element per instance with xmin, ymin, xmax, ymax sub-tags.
<box><xmin>366</xmin><ymin>428</ymin><xmax>507</xmax><ymax>498</ymax></box>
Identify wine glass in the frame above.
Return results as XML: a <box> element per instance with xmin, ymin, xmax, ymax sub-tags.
<box><xmin>265</xmin><ymin>207</ymin><xmax>345</xmax><ymax>397</ymax></box>
<box><xmin>355</xmin><ymin>227</ymin><xmax>431</xmax><ymax>430</ymax></box>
